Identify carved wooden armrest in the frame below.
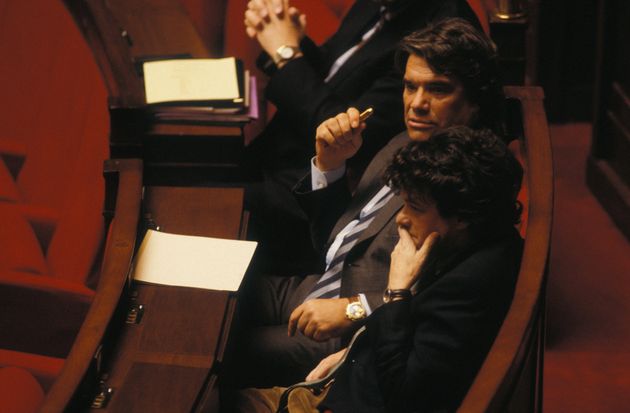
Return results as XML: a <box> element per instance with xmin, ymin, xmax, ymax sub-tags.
<box><xmin>39</xmin><ymin>158</ymin><xmax>143</xmax><ymax>412</ymax></box>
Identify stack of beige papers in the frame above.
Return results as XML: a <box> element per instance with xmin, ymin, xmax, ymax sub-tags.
<box><xmin>132</xmin><ymin>229</ymin><xmax>257</xmax><ymax>291</ymax></box>
<box><xmin>143</xmin><ymin>57</ymin><xmax>247</xmax><ymax>112</ymax></box>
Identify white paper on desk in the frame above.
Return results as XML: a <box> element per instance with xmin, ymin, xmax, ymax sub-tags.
<box><xmin>132</xmin><ymin>230</ymin><xmax>257</xmax><ymax>291</ymax></box>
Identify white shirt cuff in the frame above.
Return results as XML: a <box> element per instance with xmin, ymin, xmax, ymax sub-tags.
<box><xmin>358</xmin><ymin>293</ymin><xmax>373</xmax><ymax>316</ymax></box>
<box><xmin>311</xmin><ymin>157</ymin><xmax>346</xmax><ymax>190</ymax></box>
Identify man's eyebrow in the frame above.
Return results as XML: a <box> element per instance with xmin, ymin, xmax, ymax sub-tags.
<box><xmin>405</xmin><ymin>197</ymin><xmax>429</xmax><ymax>209</ymax></box>
<box><xmin>427</xmin><ymin>78</ymin><xmax>454</xmax><ymax>85</ymax></box>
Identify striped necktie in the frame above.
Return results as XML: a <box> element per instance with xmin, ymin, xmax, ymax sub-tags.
<box><xmin>305</xmin><ymin>186</ymin><xmax>395</xmax><ymax>301</ymax></box>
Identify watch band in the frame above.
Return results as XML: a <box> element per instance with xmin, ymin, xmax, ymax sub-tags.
<box><xmin>274</xmin><ymin>45</ymin><xmax>302</xmax><ymax>65</ymax></box>
<box><xmin>383</xmin><ymin>288</ymin><xmax>412</xmax><ymax>303</ymax></box>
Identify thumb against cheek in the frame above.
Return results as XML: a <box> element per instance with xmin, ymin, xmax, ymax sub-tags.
<box><xmin>418</xmin><ymin>232</ymin><xmax>440</xmax><ymax>257</ymax></box>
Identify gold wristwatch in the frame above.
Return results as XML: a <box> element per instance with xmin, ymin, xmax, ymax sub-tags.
<box><xmin>345</xmin><ymin>295</ymin><xmax>367</xmax><ymax>321</ymax></box>
<box><xmin>274</xmin><ymin>45</ymin><xmax>301</xmax><ymax>65</ymax></box>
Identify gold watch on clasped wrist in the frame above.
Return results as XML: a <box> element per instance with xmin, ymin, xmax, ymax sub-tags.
<box><xmin>274</xmin><ymin>45</ymin><xmax>301</xmax><ymax>65</ymax></box>
<box><xmin>345</xmin><ymin>295</ymin><xmax>366</xmax><ymax>321</ymax></box>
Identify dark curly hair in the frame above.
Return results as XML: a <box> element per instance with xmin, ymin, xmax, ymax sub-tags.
<box><xmin>384</xmin><ymin>126</ymin><xmax>522</xmax><ymax>242</ymax></box>
<box><xmin>396</xmin><ymin>18</ymin><xmax>504</xmax><ymax>135</ymax></box>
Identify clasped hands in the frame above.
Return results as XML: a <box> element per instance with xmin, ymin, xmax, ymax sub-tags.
<box><xmin>244</xmin><ymin>0</ymin><xmax>306</xmax><ymax>59</ymax></box>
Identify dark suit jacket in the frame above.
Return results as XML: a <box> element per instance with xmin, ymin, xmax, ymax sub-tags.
<box><xmin>320</xmin><ymin>229</ymin><xmax>524</xmax><ymax>413</ymax></box>
<box><xmin>232</xmin><ymin>132</ymin><xmax>409</xmax><ymax>387</ymax></box>
<box><xmin>295</xmin><ymin>132</ymin><xmax>411</xmax><ymax>311</ymax></box>
<box><xmin>248</xmin><ymin>0</ymin><xmax>481</xmax><ymax>180</ymax></box>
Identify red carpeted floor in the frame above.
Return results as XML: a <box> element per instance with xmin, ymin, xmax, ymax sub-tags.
<box><xmin>544</xmin><ymin>123</ymin><xmax>630</xmax><ymax>411</ymax></box>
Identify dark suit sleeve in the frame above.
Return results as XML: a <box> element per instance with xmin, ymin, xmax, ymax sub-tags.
<box><xmin>365</xmin><ymin>241</ymin><xmax>521</xmax><ymax>412</ymax></box>
<box><xmin>293</xmin><ymin>173</ymin><xmax>352</xmax><ymax>254</ymax></box>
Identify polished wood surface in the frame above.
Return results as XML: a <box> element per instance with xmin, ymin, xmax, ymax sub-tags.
<box><xmin>88</xmin><ymin>186</ymin><xmax>244</xmax><ymax>413</ymax></box>
<box><xmin>45</xmin><ymin>2</ymin><xmax>249</xmax><ymax>411</ymax></box>
<box><xmin>459</xmin><ymin>86</ymin><xmax>553</xmax><ymax>412</ymax></box>
<box><xmin>143</xmin><ymin>186</ymin><xmax>245</xmax><ymax>238</ymax></box>
<box><xmin>40</xmin><ymin>183</ymin><xmax>246</xmax><ymax>412</ymax></box>
<box><xmin>88</xmin><ymin>285</ymin><xmax>233</xmax><ymax>412</ymax></box>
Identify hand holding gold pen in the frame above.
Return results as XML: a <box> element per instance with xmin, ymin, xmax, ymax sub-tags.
<box><xmin>314</xmin><ymin>107</ymin><xmax>374</xmax><ymax>171</ymax></box>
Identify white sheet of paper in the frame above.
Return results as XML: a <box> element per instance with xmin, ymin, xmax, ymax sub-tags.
<box><xmin>143</xmin><ymin>57</ymin><xmax>239</xmax><ymax>104</ymax></box>
<box><xmin>132</xmin><ymin>230</ymin><xmax>257</xmax><ymax>291</ymax></box>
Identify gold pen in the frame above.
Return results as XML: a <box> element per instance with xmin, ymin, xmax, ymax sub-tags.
<box><xmin>359</xmin><ymin>107</ymin><xmax>374</xmax><ymax>122</ymax></box>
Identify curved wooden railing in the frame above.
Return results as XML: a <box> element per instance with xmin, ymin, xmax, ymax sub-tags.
<box><xmin>39</xmin><ymin>159</ymin><xmax>143</xmax><ymax>412</ymax></box>
<box><xmin>458</xmin><ymin>86</ymin><xmax>553</xmax><ymax>412</ymax></box>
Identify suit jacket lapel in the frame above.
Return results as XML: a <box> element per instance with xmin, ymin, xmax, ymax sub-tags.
<box><xmin>327</xmin><ymin>173</ymin><xmax>384</xmax><ymax>245</ymax></box>
<box><xmin>325</xmin><ymin>24</ymin><xmax>399</xmax><ymax>89</ymax></box>
<box><xmin>357</xmin><ymin>194</ymin><xmax>403</xmax><ymax>244</ymax></box>
<box><xmin>327</xmin><ymin>132</ymin><xmax>410</xmax><ymax>245</ymax></box>
<box><xmin>325</xmin><ymin>0</ymin><xmax>424</xmax><ymax>88</ymax></box>
<box><xmin>324</xmin><ymin>0</ymin><xmax>381</xmax><ymax>65</ymax></box>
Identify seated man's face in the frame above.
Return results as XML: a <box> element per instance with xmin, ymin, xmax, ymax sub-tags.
<box><xmin>395</xmin><ymin>192</ymin><xmax>461</xmax><ymax>249</ymax></box>
<box><xmin>403</xmin><ymin>55</ymin><xmax>477</xmax><ymax>141</ymax></box>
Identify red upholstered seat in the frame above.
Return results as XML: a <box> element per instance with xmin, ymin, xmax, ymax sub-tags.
<box><xmin>44</xmin><ymin>89</ymin><xmax>109</xmax><ymax>286</ymax></box>
<box><xmin>0</xmin><ymin>0</ymin><xmax>107</xmax><ymax>361</ymax></box>
<box><xmin>0</xmin><ymin>348</ymin><xmax>64</xmax><ymax>392</ymax></box>
<box><xmin>0</xmin><ymin>0</ymin><xmax>109</xmax><ymax>281</ymax></box>
<box><xmin>0</xmin><ymin>159</ymin><xmax>20</xmax><ymax>202</ymax></box>
<box><xmin>0</xmin><ymin>204</ymin><xmax>47</xmax><ymax>274</ymax></box>
<box><xmin>0</xmin><ymin>366</ymin><xmax>45</xmax><ymax>413</ymax></box>
<box><xmin>0</xmin><ymin>82</ymin><xmax>107</xmax><ymax>295</ymax></box>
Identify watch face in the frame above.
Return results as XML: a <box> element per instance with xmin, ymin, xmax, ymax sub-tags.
<box><xmin>347</xmin><ymin>302</ymin><xmax>366</xmax><ymax>320</ymax></box>
<box><xmin>279</xmin><ymin>46</ymin><xmax>294</xmax><ymax>59</ymax></box>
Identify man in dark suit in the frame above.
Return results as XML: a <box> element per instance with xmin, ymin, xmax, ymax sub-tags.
<box><xmin>231</xmin><ymin>18</ymin><xmax>503</xmax><ymax>388</ymax></box>
<box><xmin>235</xmin><ymin>126</ymin><xmax>523</xmax><ymax>412</ymax></box>
<box><xmin>242</xmin><ymin>0</ymin><xmax>483</xmax><ymax>274</ymax></box>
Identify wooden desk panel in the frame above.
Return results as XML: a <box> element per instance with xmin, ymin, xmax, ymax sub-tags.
<box><xmin>143</xmin><ymin>186</ymin><xmax>245</xmax><ymax>238</ymax></box>
<box><xmin>86</xmin><ymin>186</ymin><xmax>244</xmax><ymax>412</ymax></box>
<box><xmin>94</xmin><ymin>286</ymin><xmax>233</xmax><ymax>413</ymax></box>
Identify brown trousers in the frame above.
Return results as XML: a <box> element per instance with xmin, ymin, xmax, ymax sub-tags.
<box><xmin>234</xmin><ymin>386</ymin><xmax>330</xmax><ymax>413</ymax></box>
